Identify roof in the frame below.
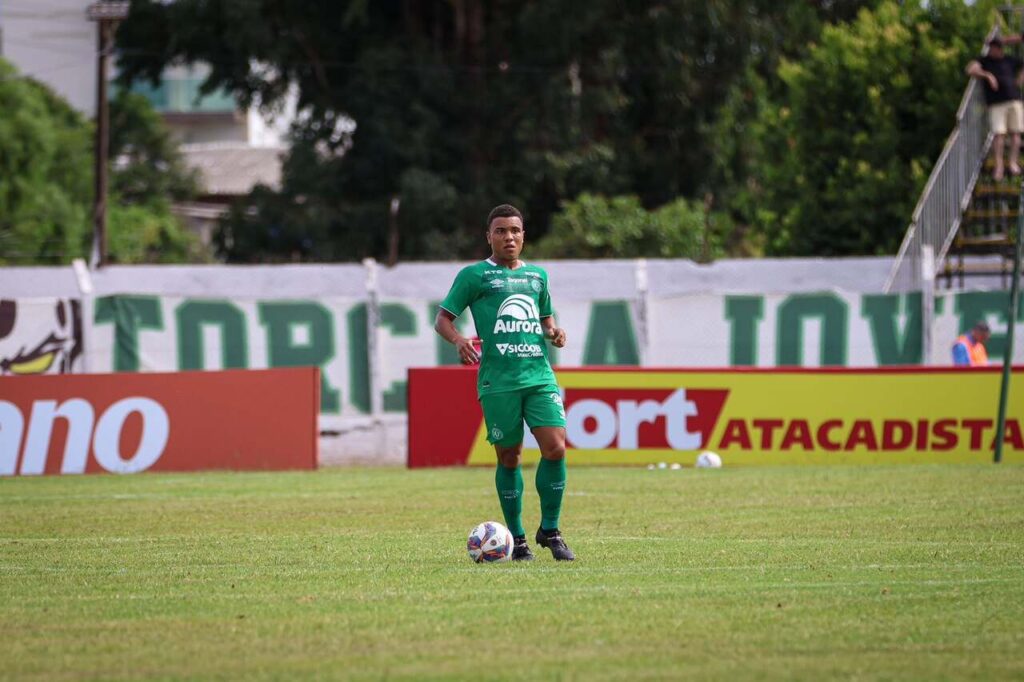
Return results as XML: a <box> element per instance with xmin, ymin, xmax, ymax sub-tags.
<box><xmin>179</xmin><ymin>143</ymin><xmax>284</xmax><ymax>196</ymax></box>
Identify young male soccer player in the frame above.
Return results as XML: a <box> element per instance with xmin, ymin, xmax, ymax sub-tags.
<box><xmin>434</xmin><ymin>204</ymin><xmax>574</xmax><ymax>561</ymax></box>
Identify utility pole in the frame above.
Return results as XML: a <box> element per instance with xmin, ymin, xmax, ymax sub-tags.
<box><xmin>86</xmin><ymin>2</ymin><xmax>130</xmax><ymax>269</ymax></box>
<box><xmin>994</xmin><ymin>183</ymin><xmax>1024</xmax><ymax>463</ymax></box>
<box><xmin>387</xmin><ymin>196</ymin><xmax>401</xmax><ymax>267</ymax></box>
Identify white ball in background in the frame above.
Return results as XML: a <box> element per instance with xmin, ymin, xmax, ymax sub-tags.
<box><xmin>695</xmin><ymin>451</ymin><xmax>722</xmax><ymax>469</ymax></box>
<box><xmin>670</xmin><ymin>463</ymin><xmax>682</xmax><ymax>470</ymax></box>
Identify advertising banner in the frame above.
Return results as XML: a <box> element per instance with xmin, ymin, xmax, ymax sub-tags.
<box><xmin>0</xmin><ymin>367</ymin><xmax>318</xmax><ymax>476</ymax></box>
<box><xmin>407</xmin><ymin>367</ymin><xmax>1024</xmax><ymax>467</ymax></box>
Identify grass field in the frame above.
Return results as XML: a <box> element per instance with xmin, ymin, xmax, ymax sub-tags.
<box><xmin>2</xmin><ymin>465</ymin><xmax>1023</xmax><ymax>681</ymax></box>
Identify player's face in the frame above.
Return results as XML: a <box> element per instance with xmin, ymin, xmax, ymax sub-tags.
<box><xmin>487</xmin><ymin>216</ymin><xmax>525</xmax><ymax>261</ymax></box>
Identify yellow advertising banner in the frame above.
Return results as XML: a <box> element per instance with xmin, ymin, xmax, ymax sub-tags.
<box><xmin>464</xmin><ymin>368</ymin><xmax>1024</xmax><ymax>465</ymax></box>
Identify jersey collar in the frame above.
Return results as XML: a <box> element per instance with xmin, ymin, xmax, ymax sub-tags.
<box><xmin>485</xmin><ymin>257</ymin><xmax>527</xmax><ymax>269</ymax></box>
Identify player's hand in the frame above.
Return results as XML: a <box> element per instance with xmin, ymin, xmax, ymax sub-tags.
<box><xmin>455</xmin><ymin>337</ymin><xmax>480</xmax><ymax>365</ymax></box>
<box><xmin>987</xmin><ymin>74</ymin><xmax>999</xmax><ymax>91</ymax></box>
<box><xmin>547</xmin><ymin>327</ymin><xmax>567</xmax><ymax>348</ymax></box>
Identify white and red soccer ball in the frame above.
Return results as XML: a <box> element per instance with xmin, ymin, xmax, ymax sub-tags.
<box><xmin>466</xmin><ymin>521</ymin><xmax>513</xmax><ymax>563</ymax></box>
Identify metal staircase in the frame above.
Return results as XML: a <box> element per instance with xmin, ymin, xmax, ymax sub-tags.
<box><xmin>946</xmin><ymin>166</ymin><xmax>1019</xmax><ymax>288</ymax></box>
<box><xmin>884</xmin><ymin>21</ymin><xmax>1014</xmax><ymax>293</ymax></box>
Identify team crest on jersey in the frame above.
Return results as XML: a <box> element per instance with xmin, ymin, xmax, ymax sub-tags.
<box><xmin>493</xmin><ymin>294</ymin><xmax>543</xmax><ymax>335</ymax></box>
<box><xmin>530</xmin><ymin>279</ymin><xmax>542</xmax><ymax>293</ymax></box>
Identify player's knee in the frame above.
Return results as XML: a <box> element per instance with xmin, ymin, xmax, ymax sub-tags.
<box><xmin>496</xmin><ymin>447</ymin><xmax>522</xmax><ymax>468</ymax></box>
<box><xmin>541</xmin><ymin>442</ymin><xmax>566</xmax><ymax>461</ymax></box>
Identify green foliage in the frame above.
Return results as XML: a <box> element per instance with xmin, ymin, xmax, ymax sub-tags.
<box><xmin>714</xmin><ymin>0</ymin><xmax>999</xmax><ymax>256</ymax></box>
<box><xmin>0</xmin><ymin>59</ymin><xmax>92</xmax><ymax>264</ymax></box>
<box><xmin>531</xmin><ymin>194</ymin><xmax>728</xmax><ymax>261</ymax></box>
<box><xmin>107</xmin><ymin>203</ymin><xmax>209</xmax><ymax>264</ymax></box>
<box><xmin>116</xmin><ymin>0</ymin><xmax>881</xmax><ymax>262</ymax></box>
<box><xmin>109</xmin><ymin>91</ymin><xmax>199</xmax><ymax>205</ymax></box>
<box><xmin>0</xmin><ymin>58</ymin><xmax>205</xmax><ymax>264</ymax></box>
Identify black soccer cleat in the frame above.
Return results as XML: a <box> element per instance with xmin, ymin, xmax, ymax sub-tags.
<box><xmin>535</xmin><ymin>527</ymin><xmax>575</xmax><ymax>561</ymax></box>
<box><xmin>511</xmin><ymin>536</ymin><xmax>535</xmax><ymax>561</ymax></box>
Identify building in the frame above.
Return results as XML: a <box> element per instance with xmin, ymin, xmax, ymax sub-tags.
<box><xmin>132</xmin><ymin>63</ymin><xmax>293</xmax><ymax>243</ymax></box>
<box><xmin>1</xmin><ymin>0</ymin><xmax>97</xmax><ymax>116</ymax></box>
<box><xmin>0</xmin><ymin>0</ymin><xmax>294</xmax><ymax>246</ymax></box>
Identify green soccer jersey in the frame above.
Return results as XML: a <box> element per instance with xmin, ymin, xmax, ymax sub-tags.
<box><xmin>440</xmin><ymin>258</ymin><xmax>558</xmax><ymax>397</ymax></box>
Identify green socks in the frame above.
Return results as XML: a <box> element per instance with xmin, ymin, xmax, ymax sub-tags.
<box><xmin>535</xmin><ymin>457</ymin><xmax>567</xmax><ymax>531</ymax></box>
<box><xmin>496</xmin><ymin>459</ymin><xmax>567</xmax><ymax>535</ymax></box>
<box><xmin>495</xmin><ymin>464</ymin><xmax>525</xmax><ymax>537</ymax></box>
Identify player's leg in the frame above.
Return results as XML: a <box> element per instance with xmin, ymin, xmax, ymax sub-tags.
<box><xmin>480</xmin><ymin>391</ymin><xmax>533</xmax><ymax>560</ymax></box>
<box><xmin>525</xmin><ymin>386</ymin><xmax>574</xmax><ymax>561</ymax></box>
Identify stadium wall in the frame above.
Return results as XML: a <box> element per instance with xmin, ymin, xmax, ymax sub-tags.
<box><xmin>2</xmin><ymin>258</ymin><xmax>1022</xmax><ymax>464</ymax></box>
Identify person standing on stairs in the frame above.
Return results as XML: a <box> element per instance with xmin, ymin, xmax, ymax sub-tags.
<box><xmin>967</xmin><ymin>36</ymin><xmax>1024</xmax><ymax>182</ymax></box>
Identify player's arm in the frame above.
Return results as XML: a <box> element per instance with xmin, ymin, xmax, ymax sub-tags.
<box><xmin>434</xmin><ymin>309</ymin><xmax>480</xmax><ymax>364</ymax></box>
<box><xmin>540</xmin><ymin>316</ymin><xmax>567</xmax><ymax>348</ymax></box>
<box><xmin>966</xmin><ymin>60</ymin><xmax>998</xmax><ymax>90</ymax></box>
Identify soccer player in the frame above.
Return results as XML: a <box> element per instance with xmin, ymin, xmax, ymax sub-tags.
<box><xmin>434</xmin><ymin>204</ymin><xmax>574</xmax><ymax>561</ymax></box>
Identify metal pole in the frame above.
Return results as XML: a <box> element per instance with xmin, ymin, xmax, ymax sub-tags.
<box><xmin>387</xmin><ymin>196</ymin><xmax>400</xmax><ymax>267</ymax></box>
<box><xmin>86</xmin><ymin>2</ymin><xmax>129</xmax><ymax>267</ymax></box>
<box><xmin>993</xmin><ymin>182</ymin><xmax>1023</xmax><ymax>463</ymax></box>
<box><xmin>91</xmin><ymin>19</ymin><xmax>111</xmax><ymax>269</ymax></box>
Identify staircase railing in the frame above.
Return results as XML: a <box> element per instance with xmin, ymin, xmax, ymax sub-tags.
<box><xmin>883</xmin><ymin>26</ymin><xmax>1003</xmax><ymax>293</ymax></box>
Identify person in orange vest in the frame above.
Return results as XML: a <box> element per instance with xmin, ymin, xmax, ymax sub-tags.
<box><xmin>952</xmin><ymin>321</ymin><xmax>991</xmax><ymax>366</ymax></box>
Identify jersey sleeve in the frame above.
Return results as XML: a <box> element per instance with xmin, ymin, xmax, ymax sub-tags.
<box><xmin>538</xmin><ymin>270</ymin><xmax>553</xmax><ymax>318</ymax></box>
<box><xmin>439</xmin><ymin>267</ymin><xmax>478</xmax><ymax>317</ymax></box>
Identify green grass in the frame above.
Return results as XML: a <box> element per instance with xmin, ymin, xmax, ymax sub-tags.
<box><xmin>1</xmin><ymin>465</ymin><xmax>1023</xmax><ymax>681</ymax></box>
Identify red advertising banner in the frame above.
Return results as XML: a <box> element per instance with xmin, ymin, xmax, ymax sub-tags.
<box><xmin>0</xmin><ymin>368</ymin><xmax>319</xmax><ymax>476</ymax></box>
<box><xmin>407</xmin><ymin>366</ymin><xmax>1024</xmax><ymax>467</ymax></box>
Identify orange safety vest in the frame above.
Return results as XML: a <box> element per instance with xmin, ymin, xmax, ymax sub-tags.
<box><xmin>954</xmin><ymin>334</ymin><xmax>989</xmax><ymax>366</ymax></box>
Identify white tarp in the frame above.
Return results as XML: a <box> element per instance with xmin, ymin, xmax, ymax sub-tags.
<box><xmin>3</xmin><ymin>257</ymin><xmax>1022</xmax><ymax>464</ymax></box>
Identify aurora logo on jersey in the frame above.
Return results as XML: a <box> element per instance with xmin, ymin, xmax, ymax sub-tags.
<box><xmin>492</xmin><ymin>294</ymin><xmax>543</xmax><ymax>334</ymax></box>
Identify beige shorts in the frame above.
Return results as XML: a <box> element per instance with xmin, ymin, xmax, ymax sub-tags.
<box><xmin>989</xmin><ymin>100</ymin><xmax>1024</xmax><ymax>135</ymax></box>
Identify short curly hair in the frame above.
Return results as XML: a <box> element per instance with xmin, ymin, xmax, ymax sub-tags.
<box><xmin>486</xmin><ymin>204</ymin><xmax>524</xmax><ymax>229</ymax></box>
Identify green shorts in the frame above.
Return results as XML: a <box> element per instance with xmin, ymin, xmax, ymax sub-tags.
<box><xmin>480</xmin><ymin>384</ymin><xmax>566</xmax><ymax>447</ymax></box>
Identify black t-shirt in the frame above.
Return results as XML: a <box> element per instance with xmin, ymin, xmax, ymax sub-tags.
<box><xmin>979</xmin><ymin>54</ymin><xmax>1024</xmax><ymax>105</ymax></box>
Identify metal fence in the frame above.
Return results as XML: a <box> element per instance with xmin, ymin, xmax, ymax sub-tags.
<box><xmin>883</xmin><ymin>32</ymin><xmax>994</xmax><ymax>293</ymax></box>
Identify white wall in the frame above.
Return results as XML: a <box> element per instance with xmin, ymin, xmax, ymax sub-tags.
<box><xmin>1</xmin><ymin>0</ymin><xmax>96</xmax><ymax>116</ymax></box>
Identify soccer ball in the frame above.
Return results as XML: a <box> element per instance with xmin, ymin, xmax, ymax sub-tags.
<box><xmin>467</xmin><ymin>521</ymin><xmax>514</xmax><ymax>563</ymax></box>
<box><xmin>695</xmin><ymin>451</ymin><xmax>722</xmax><ymax>468</ymax></box>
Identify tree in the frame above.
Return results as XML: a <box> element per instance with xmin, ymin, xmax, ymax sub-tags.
<box><xmin>115</xmin><ymin>0</ymin><xmax>882</xmax><ymax>262</ymax></box>
<box><xmin>109</xmin><ymin>90</ymin><xmax>198</xmax><ymax>205</ymax></box>
<box><xmin>107</xmin><ymin>91</ymin><xmax>207</xmax><ymax>263</ymax></box>
<box><xmin>0</xmin><ymin>58</ymin><xmax>205</xmax><ymax>265</ymax></box>
<box><xmin>529</xmin><ymin>193</ymin><xmax>729</xmax><ymax>260</ymax></box>
<box><xmin>712</xmin><ymin>0</ymin><xmax>998</xmax><ymax>256</ymax></box>
<box><xmin>0</xmin><ymin>59</ymin><xmax>92</xmax><ymax>264</ymax></box>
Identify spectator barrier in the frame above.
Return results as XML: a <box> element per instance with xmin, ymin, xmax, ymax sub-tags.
<box><xmin>0</xmin><ymin>367</ymin><xmax>318</xmax><ymax>476</ymax></box>
<box><xmin>408</xmin><ymin>366</ymin><xmax>1024</xmax><ymax>467</ymax></box>
<box><xmin>2</xmin><ymin>259</ymin><xmax>1022</xmax><ymax>463</ymax></box>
